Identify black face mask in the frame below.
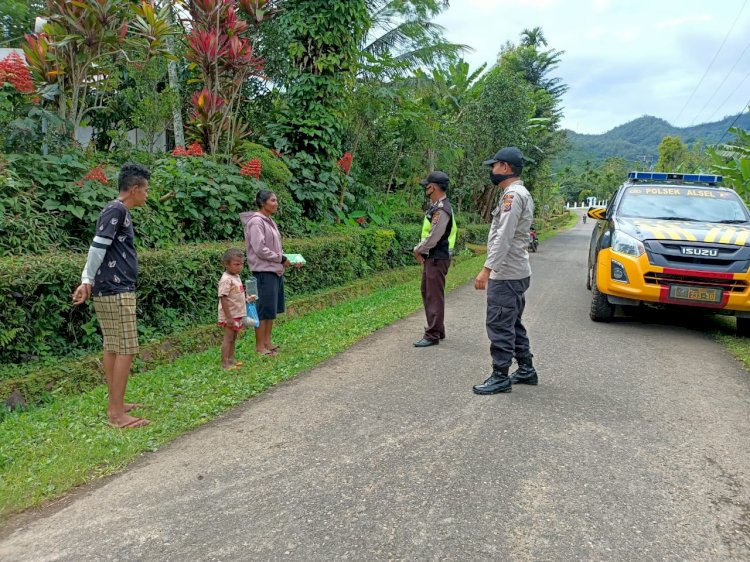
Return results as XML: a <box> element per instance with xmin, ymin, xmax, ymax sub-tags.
<box><xmin>490</xmin><ymin>171</ymin><xmax>515</xmax><ymax>186</ymax></box>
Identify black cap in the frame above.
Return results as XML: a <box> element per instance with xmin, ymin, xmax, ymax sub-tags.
<box><xmin>419</xmin><ymin>170</ymin><xmax>450</xmax><ymax>188</ymax></box>
<box><xmin>482</xmin><ymin>147</ymin><xmax>524</xmax><ymax>168</ymax></box>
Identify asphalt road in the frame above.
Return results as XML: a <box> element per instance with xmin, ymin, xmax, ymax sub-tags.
<box><xmin>2</xmin><ymin>214</ymin><xmax>749</xmax><ymax>561</ymax></box>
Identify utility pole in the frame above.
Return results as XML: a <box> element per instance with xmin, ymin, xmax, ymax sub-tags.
<box><xmin>634</xmin><ymin>154</ymin><xmax>654</xmax><ymax>171</ymax></box>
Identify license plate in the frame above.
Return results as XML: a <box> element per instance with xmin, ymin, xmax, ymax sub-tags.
<box><xmin>668</xmin><ymin>284</ymin><xmax>723</xmax><ymax>303</ymax></box>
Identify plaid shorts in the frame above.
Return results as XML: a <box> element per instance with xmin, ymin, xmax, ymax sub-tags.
<box><xmin>93</xmin><ymin>292</ymin><xmax>139</xmax><ymax>355</ymax></box>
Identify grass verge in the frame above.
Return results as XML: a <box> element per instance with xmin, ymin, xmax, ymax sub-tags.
<box><xmin>0</xmin><ymin>253</ymin><xmax>487</xmax><ymax>522</ymax></box>
<box><xmin>714</xmin><ymin>316</ymin><xmax>750</xmax><ymax>369</ymax></box>
<box><xmin>539</xmin><ymin>211</ymin><xmax>579</xmax><ymax>242</ymax></box>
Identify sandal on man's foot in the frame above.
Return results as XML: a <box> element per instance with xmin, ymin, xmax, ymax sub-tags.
<box><xmin>109</xmin><ymin>417</ymin><xmax>150</xmax><ymax>429</ymax></box>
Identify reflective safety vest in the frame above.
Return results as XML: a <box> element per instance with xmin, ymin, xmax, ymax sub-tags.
<box><xmin>421</xmin><ymin>198</ymin><xmax>457</xmax><ymax>259</ymax></box>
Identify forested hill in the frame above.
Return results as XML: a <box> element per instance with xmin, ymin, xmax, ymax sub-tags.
<box><xmin>558</xmin><ymin>113</ymin><xmax>750</xmax><ymax>168</ymax></box>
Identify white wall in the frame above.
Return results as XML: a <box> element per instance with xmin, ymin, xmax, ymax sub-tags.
<box><xmin>75</xmin><ymin>126</ymin><xmax>167</xmax><ymax>152</ymax></box>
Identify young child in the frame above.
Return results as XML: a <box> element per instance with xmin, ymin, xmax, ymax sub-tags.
<box><xmin>218</xmin><ymin>248</ymin><xmax>251</xmax><ymax>370</ymax></box>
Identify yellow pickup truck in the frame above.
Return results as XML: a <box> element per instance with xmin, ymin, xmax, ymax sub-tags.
<box><xmin>586</xmin><ymin>172</ymin><xmax>750</xmax><ymax>335</ymax></box>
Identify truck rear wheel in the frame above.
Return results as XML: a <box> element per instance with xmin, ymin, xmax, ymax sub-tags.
<box><xmin>736</xmin><ymin>317</ymin><xmax>750</xmax><ymax>337</ymax></box>
<box><xmin>590</xmin><ymin>264</ymin><xmax>615</xmax><ymax>322</ymax></box>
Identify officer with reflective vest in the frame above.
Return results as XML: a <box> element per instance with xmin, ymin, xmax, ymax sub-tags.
<box><xmin>413</xmin><ymin>171</ymin><xmax>457</xmax><ymax>347</ymax></box>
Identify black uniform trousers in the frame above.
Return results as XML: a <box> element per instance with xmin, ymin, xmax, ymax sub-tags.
<box><xmin>486</xmin><ymin>277</ymin><xmax>532</xmax><ymax>369</ymax></box>
<box><xmin>421</xmin><ymin>257</ymin><xmax>450</xmax><ymax>341</ymax></box>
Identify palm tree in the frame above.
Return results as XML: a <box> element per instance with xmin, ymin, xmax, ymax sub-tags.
<box><xmin>520</xmin><ymin>26</ymin><xmax>547</xmax><ymax>48</ymax></box>
<box><xmin>500</xmin><ymin>28</ymin><xmax>566</xmax><ymax>100</ymax></box>
<box><xmin>361</xmin><ymin>0</ymin><xmax>470</xmax><ymax>78</ymax></box>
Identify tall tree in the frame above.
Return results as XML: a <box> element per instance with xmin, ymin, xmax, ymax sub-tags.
<box><xmin>360</xmin><ymin>0</ymin><xmax>467</xmax><ymax>78</ymax></box>
<box><xmin>496</xmin><ymin>28</ymin><xmax>568</xmax><ymax>192</ymax></box>
<box><xmin>457</xmin><ymin>66</ymin><xmax>535</xmax><ymax>218</ymax></box>
<box><xmin>164</xmin><ymin>0</ymin><xmax>184</xmax><ymax>148</ymax></box>
<box><xmin>267</xmin><ymin>0</ymin><xmax>370</xmax><ymax>218</ymax></box>
<box><xmin>655</xmin><ymin>136</ymin><xmax>689</xmax><ymax>172</ymax></box>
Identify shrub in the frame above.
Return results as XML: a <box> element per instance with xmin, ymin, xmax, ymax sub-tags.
<box><xmin>145</xmin><ymin>155</ymin><xmax>258</xmax><ymax>244</ymax></box>
<box><xmin>234</xmin><ymin>141</ymin><xmax>304</xmax><ymax>234</ymax></box>
<box><xmin>0</xmin><ymin>159</ymin><xmax>73</xmax><ymax>256</ymax></box>
<box><xmin>463</xmin><ymin>223</ymin><xmax>490</xmax><ymax>244</ymax></box>
<box><xmin>0</xmin><ymin>153</ymin><xmax>110</xmax><ymax>254</ymax></box>
<box><xmin>235</xmin><ymin>141</ymin><xmax>292</xmax><ymax>192</ymax></box>
<box><xmin>1</xmin><ymin>150</ymin><xmax>311</xmax><ymax>255</ymax></box>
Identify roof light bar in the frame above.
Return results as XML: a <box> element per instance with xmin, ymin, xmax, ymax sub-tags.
<box><xmin>627</xmin><ymin>171</ymin><xmax>722</xmax><ymax>184</ymax></box>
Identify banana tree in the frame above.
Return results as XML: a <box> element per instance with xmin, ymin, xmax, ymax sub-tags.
<box><xmin>710</xmin><ymin>126</ymin><xmax>750</xmax><ymax>201</ymax></box>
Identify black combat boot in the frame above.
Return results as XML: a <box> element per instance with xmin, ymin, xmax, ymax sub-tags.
<box><xmin>472</xmin><ymin>366</ymin><xmax>512</xmax><ymax>395</ymax></box>
<box><xmin>510</xmin><ymin>355</ymin><xmax>538</xmax><ymax>385</ymax></box>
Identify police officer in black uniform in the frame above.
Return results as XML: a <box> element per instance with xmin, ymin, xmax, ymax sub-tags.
<box><xmin>413</xmin><ymin>171</ymin><xmax>456</xmax><ymax>347</ymax></box>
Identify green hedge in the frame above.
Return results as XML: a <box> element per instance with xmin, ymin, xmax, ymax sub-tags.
<box><xmin>462</xmin><ymin>223</ymin><xmax>490</xmax><ymax>244</ymax></box>
<box><xmin>0</xmin><ymin>223</ymin><xmax>469</xmax><ymax>365</ymax></box>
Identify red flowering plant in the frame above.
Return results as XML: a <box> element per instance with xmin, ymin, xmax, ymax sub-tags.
<box><xmin>337</xmin><ymin>152</ymin><xmax>353</xmax><ymax>174</ymax></box>
<box><xmin>171</xmin><ymin>143</ymin><xmax>205</xmax><ymax>157</ymax></box>
<box><xmin>186</xmin><ymin>142</ymin><xmax>205</xmax><ymax>156</ymax></box>
<box><xmin>0</xmin><ymin>53</ymin><xmax>34</xmax><ymax>94</ymax></box>
<box><xmin>0</xmin><ymin>52</ymin><xmax>38</xmax><ymax>149</ymax></box>
<box><xmin>336</xmin><ymin>152</ymin><xmax>355</xmax><ymax>222</ymax></box>
<box><xmin>240</xmin><ymin>158</ymin><xmax>261</xmax><ymax>178</ymax></box>
<box><xmin>83</xmin><ymin>165</ymin><xmax>109</xmax><ymax>185</ymax></box>
<box><xmin>185</xmin><ymin>0</ymin><xmax>268</xmax><ymax>156</ymax></box>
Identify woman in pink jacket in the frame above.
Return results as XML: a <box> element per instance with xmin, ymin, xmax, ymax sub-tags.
<box><xmin>240</xmin><ymin>190</ymin><xmax>292</xmax><ymax>356</ymax></box>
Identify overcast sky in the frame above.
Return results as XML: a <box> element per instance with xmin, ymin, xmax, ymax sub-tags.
<box><xmin>434</xmin><ymin>0</ymin><xmax>750</xmax><ymax>134</ymax></box>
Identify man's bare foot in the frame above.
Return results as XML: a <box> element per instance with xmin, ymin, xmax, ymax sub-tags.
<box><xmin>257</xmin><ymin>349</ymin><xmax>277</xmax><ymax>356</ymax></box>
<box><xmin>109</xmin><ymin>415</ymin><xmax>150</xmax><ymax>429</ymax></box>
<box><xmin>124</xmin><ymin>403</ymin><xmax>143</xmax><ymax>413</ymax></box>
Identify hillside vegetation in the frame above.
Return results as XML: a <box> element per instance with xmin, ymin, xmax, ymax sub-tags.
<box><xmin>558</xmin><ymin>113</ymin><xmax>750</xmax><ymax>169</ymax></box>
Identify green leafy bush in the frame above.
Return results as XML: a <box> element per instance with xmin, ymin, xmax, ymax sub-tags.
<box><xmin>462</xmin><ymin>223</ymin><xmax>490</xmax><ymax>244</ymax></box>
<box><xmin>146</xmin><ymin>156</ymin><xmax>258</xmax><ymax>244</ymax></box>
<box><xmin>0</xmin><ymin>160</ymin><xmax>72</xmax><ymax>255</ymax></box>
<box><xmin>1</xmin><ymin>153</ymin><xmax>108</xmax><ymax>254</ymax></box>
<box><xmin>234</xmin><ymin>141</ymin><xmax>304</xmax><ymax>234</ymax></box>
<box><xmin>235</xmin><ymin>141</ymin><xmax>292</xmax><ymax>192</ymax></box>
<box><xmin>0</xmin><ymin>152</ymin><xmax>306</xmax><ymax>255</ymax></box>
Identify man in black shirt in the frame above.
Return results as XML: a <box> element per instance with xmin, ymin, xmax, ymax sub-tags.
<box><xmin>72</xmin><ymin>163</ymin><xmax>151</xmax><ymax>428</ymax></box>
